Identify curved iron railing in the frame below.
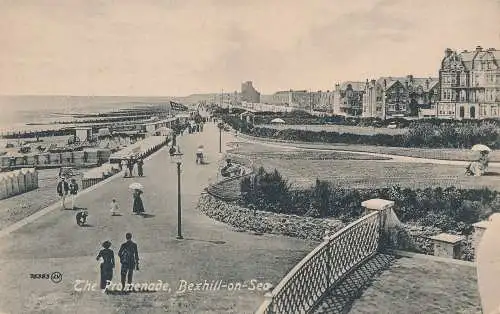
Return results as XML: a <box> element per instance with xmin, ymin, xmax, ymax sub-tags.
<box><xmin>205</xmin><ymin>152</ymin><xmax>254</xmax><ymax>201</ymax></box>
<box><xmin>256</xmin><ymin>211</ymin><xmax>382</xmax><ymax>314</ymax></box>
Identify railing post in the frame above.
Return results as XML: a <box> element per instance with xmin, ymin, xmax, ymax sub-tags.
<box><xmin>264</xmin><ymin>292</ymin><xmax>274</xmax><ymax>314</ymax></box>
<box><xmin>361</xmin><ymin>198</ymin><xmax>398</xmax><ymax>250</ymax></box>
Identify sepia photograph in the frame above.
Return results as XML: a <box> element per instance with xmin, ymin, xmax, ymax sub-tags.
<box><xmin>0</xmin><ymin>0</ymin><xmax>500</xmax><ymax>313</ymax></box>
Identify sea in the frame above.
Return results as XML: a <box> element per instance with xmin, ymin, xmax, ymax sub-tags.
<box><xmin>0</xmin><ymin>95</ymin><xmax>176</xmax><ymax>133</ymax></box>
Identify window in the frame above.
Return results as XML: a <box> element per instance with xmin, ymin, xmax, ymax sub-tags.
<box><xmin>480</xmin><ymin>105</ymin><xmax>488</xmax><ymax>116</ymax></box>
<box><xmin>491</xmin><ymin>106</ymin><xmax>498</xmax><ymax>116</ymax></box>
<box><xmin>460</xmin><ymin>90</ymin><xmax>466</xmax><ymax>102</ymax></box>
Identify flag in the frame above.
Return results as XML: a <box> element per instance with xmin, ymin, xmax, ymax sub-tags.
<box><xmin>170</xmin><ymin>101</ymin><xmax>188</xmax><ymax>111</ymax></box>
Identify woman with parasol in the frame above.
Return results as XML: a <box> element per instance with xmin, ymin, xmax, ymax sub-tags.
<box><xmin>466</xmin><ymin>144</ymin><xmax>492</xmax><ymax>176</ymax></box>
<box><xmin>129</xmin><ymin>183</ymin><xmax>145</xmax><ymax>215</ymax></box>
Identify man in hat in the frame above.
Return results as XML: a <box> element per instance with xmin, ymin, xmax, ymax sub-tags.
<box><xmin>118</xmin><ymin>233</ymin><xmax>139</xmax><ymax>291</ymax></box>
<box><xmin>57</xmin><ymin>177</ymin><xmax>70</xmax><ymax>209</ymax></box>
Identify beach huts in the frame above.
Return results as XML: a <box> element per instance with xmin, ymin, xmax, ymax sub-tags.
<box><xmin>0</xmin><ymin>168</ymin><xmax>38</xmax><ymax>200</ymax></box>
<box><xmin>0</xmin><ymin>148</ymin><xmax>111</xmax><ymax>170</ymax></box>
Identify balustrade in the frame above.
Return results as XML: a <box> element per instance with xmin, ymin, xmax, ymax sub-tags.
<box><xmin>257</xmin><ymin>210</ymin><xmax>382</xmax><ymax>314</ymax></box>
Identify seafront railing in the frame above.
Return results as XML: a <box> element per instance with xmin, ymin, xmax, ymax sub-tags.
<box><xmin>255</xmin><ymin>211</ymin><xmax>382</xmax><ymax>314</ymax></box>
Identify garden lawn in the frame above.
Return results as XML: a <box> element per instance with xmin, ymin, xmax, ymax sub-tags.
<box><xmin>231</xmin><ymin>142</ymin><xmax>500</xmax><ymax>190</ymax></box>
<box><xmin>239</xmin><ymin>134</ymin><xmax>500</xmax><ymax>162</ymax></box>
<box><xmin>348</xmin><ymin>256</ymin><xmax>480</xmax><ymax>314</ymax></box>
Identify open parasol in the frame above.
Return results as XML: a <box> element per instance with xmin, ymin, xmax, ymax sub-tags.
<box><xmin>471</xmin><ymin>144</ymin><xmax>492</xmax><ymax>152</ymax></box>
<box><xmin>270</xmin><ymin>118</ymin><xmax>285</xmax><ymax>124</ymax></box>
<box><xmin>129</xmin><ymin>182</ymin><xmax>144</xmax><ymax>190</ymax></box>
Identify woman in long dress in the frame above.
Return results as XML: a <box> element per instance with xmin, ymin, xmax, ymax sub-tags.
<box><xmin>96</xmin><ymin>241</ymin><xmax>114</xmax><ymax>291</ymax></box>
<box><xmin>132</xmin><ymin>189</ymin><xmax>145</xmax><ymax>214</ymax></box>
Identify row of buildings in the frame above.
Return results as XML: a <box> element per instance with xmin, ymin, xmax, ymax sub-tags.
<box><xmin>235</xmin><ymin>46</ymin><xmax>500</xmax><ymax>119</ymax></box>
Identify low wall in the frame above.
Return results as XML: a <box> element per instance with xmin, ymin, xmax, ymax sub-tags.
<box><xmin>197</xmin><ymin>193</ymin><xmax>344</xmax><ymax>241</ymax></box>
<box><xmin>81</xmin><ymin>137</ymin><xmax>168</xmax><ymax>190</ymax></box>
<box><xmin>205</xmin><ymin>152</ymin><xmax>254</xmax><ymax>201</ymax></box>
<box><xmin>0</xmin><ymin>168</ymin><xmax>39</xmax><ymax>200</ymax></box>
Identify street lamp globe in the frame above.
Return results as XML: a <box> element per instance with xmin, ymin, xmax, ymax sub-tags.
<box><xmin>172</xmin><ymin>152</ymin><xmax>183</xmax><ymax>164</ymax></box>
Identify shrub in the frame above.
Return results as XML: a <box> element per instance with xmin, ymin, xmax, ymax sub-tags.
<box><xmin>240</xmin><ymin>173</ymin><xmax>499</xmax><ymax>234</ymax></box>
<box><xmin>221</xmin><ymin>113</ymin><xmax>500</xmax><ymax>149</ymax></box>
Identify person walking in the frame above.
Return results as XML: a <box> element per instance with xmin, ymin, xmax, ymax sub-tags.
<box><xmin>121</xmin><ymin>159</ymin><xmax>128</xmax><ymax>178</ymax></box>
<box><xmin>57</xmin><ymin>177</ymin><xmax>70</xmax><ymax>209</ymax></box>
<box><xmin>118</xmin><ymin>233</ymin><xmax>139</xmax><ymax>291</ymax></box>
<box><xmin>196</xmin><ymin>146</ymin><xmax>204</xmax><ymax>164</ymax></box>
<box><xmin>127</xmin><ymin>158</ymin><xmax>135</xmax><ymax>178</ymax></box>
<box><xmin>136</xmin><ymin>158</ymin><xmax>144</xmax><ymax>177</ymax></box>
<box><xmin>169</xmin><ymin>145</ymin><xmax>176</xmax><ymax>161</ymax></box>
<box><xmin>96</xmin><ymin>240</ymin><xmax>115</xmax><ymax>291</ymax></box>
<box><xmin>69</xmin><ymin>178</ymin><xmax>79</xmax><ymax>210</ymax></box>
<box><xmin>132</xmin><ymin>189</ymin><xmax>145</xmax><ymax>215</ymax></box>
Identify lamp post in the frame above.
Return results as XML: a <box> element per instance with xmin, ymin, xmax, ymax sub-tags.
<box><xmin>217</xmin><ymin>122</ymin><xmax>224</xmax><ymax>153</ymax></box>
<box><xmin>172</xmin><ymin>153</ymin><xmax>184</xmax><ymax>239</ymax></box>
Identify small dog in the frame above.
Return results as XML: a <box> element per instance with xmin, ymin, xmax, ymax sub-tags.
<box><xmin>76</xmin><ymin>211</ymin><xmax>88</xmax><ymax>226</ymax></box>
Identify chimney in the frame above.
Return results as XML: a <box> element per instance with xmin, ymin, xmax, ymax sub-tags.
<box><xmin>371</xmin><ymin>79</ymin><xmax>376</xmax><ymax>85</ymax></box>
<box><xmin>407</xmin><ymin>75</ymin><xmax>413</xmax><ymax>82</ymax></box>
<box><xmin>383</xmin><ymin>79</ymin><xmax>387</xmax><ymax>88</ymax></box>
<box><xmin>476</xmin><ymin>45</ymin><xmax>483</xmax><ymax>52</ymax></box>
<box><xmin>445</xmin><ymin>48</ymin><xmax>453</xmax><ymax>57</ymax></box>
<box><xmin>425</xmin><ymin>79</ymin><xmax>429</xmax><ymax>90</ymax></box>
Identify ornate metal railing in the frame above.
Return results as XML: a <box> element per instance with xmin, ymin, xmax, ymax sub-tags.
<box><xmin>256</xmin><ymin>211</ymin><xmax>382</xmax><ymax>314</ymax></box>
<box><xmin>205</xmin><ymin>152</ymin><xmax>254</xmax><ymax>201</ymax></box>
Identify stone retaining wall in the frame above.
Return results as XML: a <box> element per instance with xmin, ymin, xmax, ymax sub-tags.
<box><xmin>197</xmin><ymin>193</ymin><xmax>345</xmax><ymax>241</ymax></box>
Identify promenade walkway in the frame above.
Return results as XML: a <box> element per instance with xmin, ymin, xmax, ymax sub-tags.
<box><xmin>0</xmin><ymin>123</ymin><xmax>316</xmax><ymax>314</ymax></box>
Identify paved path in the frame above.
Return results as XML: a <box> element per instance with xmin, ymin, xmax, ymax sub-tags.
<box><xmin>238</xmin><ymin>133</ymin><xmax>500</xmax><ymax>167</ymax></box>
<box><xmin>0</xmin><ymin>123</ymin><xmax>316</xmax><ymax>314</ymax></box>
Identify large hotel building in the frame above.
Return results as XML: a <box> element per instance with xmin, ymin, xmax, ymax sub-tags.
<box><xmin>437</xmin><ymin>46</ymin><xmax>500</xmax><ymax>119</ymax></box>
<box><xmin>235</xmin><ymin>46</ymin><xmax>499</xmax><ymax>119</ymax></box>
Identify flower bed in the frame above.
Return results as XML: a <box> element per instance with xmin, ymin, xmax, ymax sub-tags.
<box><xmin>197</xmin><ymin>193</ymin><xmax>345</xmax><ymax>241</ymax></box>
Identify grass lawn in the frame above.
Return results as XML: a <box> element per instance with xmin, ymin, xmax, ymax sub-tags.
<box><xmin>239</xmin><ymin>133</ymin><xmax>500</xmax><ymax>162</ymax></box>
<box><xmin>230</xmin><ymin>142</ymin><xmax>500</xmax><ymax>190</ymax></box>
<box><xmin>348</xmin><ymin>256</ymin><xmax>480</xmax><ymax>314</ymax></box>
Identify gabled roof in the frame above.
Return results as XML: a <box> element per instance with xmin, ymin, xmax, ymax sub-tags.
<box><xmin>444</xmin><ymin>48</ymin><xmax>500</xmax><ymax>71</ymax></box>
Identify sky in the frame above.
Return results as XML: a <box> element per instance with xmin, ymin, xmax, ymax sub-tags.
<box><xmin>0</xmin><ymin>0</ymin><xmax>499</xmax><ymax>96</ymax></box>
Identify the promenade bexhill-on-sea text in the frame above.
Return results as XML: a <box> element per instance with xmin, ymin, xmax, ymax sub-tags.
<box><xmin>73</xmin><ymin>279</ymin><xmax>273</xmax><ymax>293</ymax></box>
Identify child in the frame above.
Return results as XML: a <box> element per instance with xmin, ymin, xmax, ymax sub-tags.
<box><xmin>110</xmin><ymin>199</ymin><xmax>120</xmax><ymax>216</ymax></box>
<box><xmin>76</xmin><ymin>210</ymin><xmax>88</xmax><ymax>226</ymax></box>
